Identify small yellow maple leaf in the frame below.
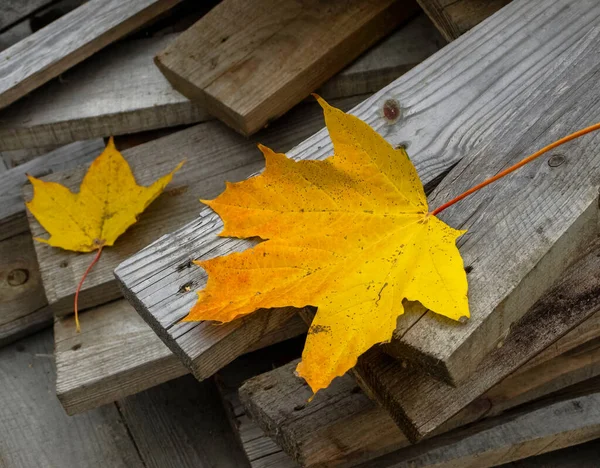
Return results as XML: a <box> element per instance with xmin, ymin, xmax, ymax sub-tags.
<box><xmin>26</xmin><ymin>137</ymin><xmax>183</xmax><ymax>252</ymax></box>
<box><xmin>184</xmin><ymin>97</ymin><xmax>469</xmax><ymax>394</ymax></box>
<box><xmin>26</xmin><ymin>137</ymin><xmax>183</xmax><ymax>331</ymax></box>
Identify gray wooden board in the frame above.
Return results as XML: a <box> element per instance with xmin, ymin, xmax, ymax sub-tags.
<box><xmin>357</xmin><ymin>390</ymin><xmax>600</xmax><ymax>468</ymax></box>
<box><xmin>117</xmin><ymin>374</ymin><xmax>251</xmax><ymax>468</ymax></box>
<box><xmin>239</xmin><ymin>241</ymin><xmax>600</xmax><ymax>466</ymax></box>
<box><xmin>116</xmin><ymin>0</ymin><xmax>600</xmax><ymax>400</ymax></box>
<box><xmin>55</xmin><ymin>294</ymin><xmax>307</xmax><ymax>415</ymax></box>
<box><xmin>0</xmin><ymin>139</ymin><xmax>104</xmax><ymax>241</ymax></box>
<box><xmin>0</xmin><ymin>13</ymin><xmax>442</xmax><ymax>151</ymax></box>
<box><xmin>0</xmin><ymin>34</ymin><xmax>209</xmax><ymax>151</ymax></box>
<box><xmin>417</xmin><ymin>0</ymin><xmax>511</xmax><ymax>41</ymax></box>
<box><xmin>25</xmin><ymin>95</ymin><xmax>365</xmax><ymax>317</ymax></box>
<box><xmin>0</xmin><ymin>0</ymin><xmax>182</xmax><ymax>110</ymax></box>
<box><xmin>0</xmin><ymin>0</ymin><xmax>52</xmax><ymax>32</ymax></box>
<box><xmin>0</xmin><ymin>231</ymin><xmax>52</xmax><ymax>348</ymax></box>
<box><xmin>216</xmin><ymin>338</ymin><xmax>306</xmax><ymax>468</ymax></box>
<box><xmin>0</xmin><ymin>328</ymin><xmax>144</xmax><ymax>468</ymax></box>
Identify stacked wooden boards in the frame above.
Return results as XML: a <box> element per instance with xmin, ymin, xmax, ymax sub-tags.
<box><xmin>113</xmin><ymin>0</ymin><xmax>600</xmax><ymax>465</ymax></box>
<box><xmin>0</xmin><ymin>13</ymin><xmax>441</xmax><ymax>149</ymax></box>
<box><xmin>0</xmin><ymin>140</ymin><xmax>105</xmax><ymax>346</ymax></box>
<box><xmin>154</xmin><ymin>0</ymin><xmax>419</xmax><ymax>135</ymax></box>
<box><xmin>239</xmin><ymin>240</ymin><xmax>600</xmax><ymax>466</ymax></box>
<box><xmin>116</xmin><ymin>0</ymin><xmax>600</xmax><ymax>400</ymax></box>
<box><xmin>20</xmin><ymin>13</ymin><xmax>444</xmax><ymax>416</ymax></box>
<box><xmin>0</xmin><ymin>0</ymin><xmax>184</xmax><ymax>109</ymax></box>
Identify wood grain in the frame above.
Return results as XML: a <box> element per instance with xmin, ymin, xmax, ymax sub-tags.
<box><xmin>26</xmin><ymin>96</ymin><xmax>365</xmax><ymax>317</ymax></box>
<box><xmin>239</xmin><ymin>242</ymin><xmax>600</xmax><ymax>466</ymax></box>
<box><xmin>0</xmin><ymin>0</ymin><xmax>52</xmax><ymax>31</ymax></box>
<box><xmin>216</xmin><ymin>338</ymin><xmax>305</xmax><ymax>468</ymax></box>
<box><xmin>417</xmin><ymin>0</ymin><xmax>510</xmax><ymax>41</ymax></box>
<box><xmin>0</xmin><ymin>0</ymin><xmax>182</xmax><ymax>110</ymax></box>
<box><xmin>0</xmin><ymin>139</ymin><xmax>103</xmax><ymax>241</ymax></box>
<box><xmin>358</xmin><ymin>388</ymin><xmax>600</xmax><ymax>468</ymax></box>
<box><xmin>116</xmin><ymin>0</ymin><xmax>600</xmax><ymax>401</ymax></box>
<box><xmin>118</xmin><ymin>375</ymin><xmax>251</xmax><ymax>468</ymax></box>
<box><xmin>0</xmin><ymin>232</ymin><xmax>51</xmax><ymax>347</ymax></box>
<box><xmin>55</xmin><ymin>297</ymin><xmax>307</xmax><ymax>415</ymax></box>
<box><xmin>0</xmin><ymin>14</ymin><xmax>442</xmax><ymax>150</ymax></box>
<box><xmin>0</xmin><ymin>329</ymin><xmax>144</xmax><ymax>467</ymax></box>
<box><xmin>155</xmin><ymin>0</ymin><xmax>418</xmax><ymax>135</ymax></box>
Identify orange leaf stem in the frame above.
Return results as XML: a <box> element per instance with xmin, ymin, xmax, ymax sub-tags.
<box><xmin>74</xmin><ymin>246</ymin><xmax>103</xmax><ymax>333</ymax></box>
<box><xmin>430</xmin><ymin>122</ymin><xmax>600</xmax><ymax>216</ymax></box>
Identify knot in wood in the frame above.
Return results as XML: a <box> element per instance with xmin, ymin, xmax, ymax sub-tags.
<box><xmin>382</xmin><ymin>99</ymin><xmax>401</xmax><ymax>123</ymax></box>
<box><xmin>548</xmin><ymin>154</ymin><xmax>566</xmax><ymax>167</ymax></box>
<box><xmin>7</xmin><ymin>268</ymin><xmax>29</xmax><ymax>286</ymax></box>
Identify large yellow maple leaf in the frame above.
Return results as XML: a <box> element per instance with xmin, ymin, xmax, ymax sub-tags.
<box><xmin>186</xmin><ymin>97</ymin><xmax>469</xmax><ymax>393</ymax></box>
<box><xmin>26</xmin><ymin>137</ymin><xmax>182</xmax><ymax>252</ymax></box>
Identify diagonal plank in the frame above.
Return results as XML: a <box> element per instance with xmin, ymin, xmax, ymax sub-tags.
<box><xmin>0</xmin><ymin>14</ymin><xmax>442</xmax><ymax>151</ymax></box>
<box><xmin>358</xmin><ymin>386</ymin><xmax>600</xmax><ymax>468</ymax></box>
<box><xmin>116</xmin><ymin>0</ymin><xmax>600</xmax><ymax>391</ymax></box>
<box><xmin>155</xmin><ymin>0</ymin><xmax>418</xmax><ymax>136</ymax></box>
<box><xmin>55</xmin><ymin>297</ymin><xmax>307</xmax><ymax>415</ymax></box>
<box><xmin>240</xmin><ymin>237</ymin><xmax>600</xmax><ymax>466</ymax></box>
<box><xmin>417</xmin><ymin>0</ymin><xmax>510</xmax><ymax>41</ymax></box>
<box><xmin>26</xmin><ymin>97</ymin><xmax>365</xmax><ymax>317</ymax></box>
<box><xmin>0</xmin><ymin>0</ymin><xmax>182</xmax><ymax>110</ymax></box>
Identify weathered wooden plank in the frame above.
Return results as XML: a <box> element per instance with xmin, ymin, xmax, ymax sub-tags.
<box><xmin>55</xmin><ymin>296</ymin><xmax>307</xmax><ymax>415</ymax></box>
<box><xmin>155</xmin><ymin>0</ymin><xmax>418</xmax><ymax>136</ymax></box>
<box><xmin>0</xmin><ymin>232</ymin><xmax>51</xmax><ymax>347</ymax></box>
<box><xmin>417</xmin><ymin>0</ymin><xmax>510</xmax><ymax>41</ymax></box>
<box><xmin>0</xmin><ymin>329</ymin><xmax>144</xmax><ymax>467</ymax></box>
<box><xmin>24</xmin><ymin>95</ymin><xmax>365</xmax><ymax>314</ymax></box>
<box><xmin>216</xmin><ymin>338</ymin><xmax>305</xmax><ymax>468</ymax></box>
<box><xmin>116</xmin><ymin>0</ymin><xmax>600</xmax><ymax>400</ymax></box>
<box><xmin>0</xmin><ymin>0</ymin><xmax>182</xmax><ymax>110</ymax></box>
<box><xmin>239</xmin><ymin>241</ymin><xmax>600</xmax><ymax>466</ymax></box>
<box><xmin>359</xmin><ymin>388</ymin><xmax>600</xmax><ymax>467</ymax></box>
<box><xmin>352</xmin><ymin>24</ymin><xmax>600</xmax><ymax>438</ymax></box>
<box><xmin>0</xmin><ymin>34</ymin><xmax>208</xmax><ymax>151</ymax></box>
<box><xmin>0</xmin><ymin>14</ymin><xmax>442</xmax><ymax>150</ymax></box>
<box><xmin>0</xmin><ymin>139</ymin><xmax>104</xmax><ymax>241</ymax></box>
<box><xmin>0</xmin><ymin>0</ymin><xmax>52</xmax><ymax>32</ymax></box>
<box><xmin>117</xmin><ymin>375</ymin><xmax>251</xmax><ymax>468</ymax></box>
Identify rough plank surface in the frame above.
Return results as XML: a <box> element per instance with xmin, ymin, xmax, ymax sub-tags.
<box><xmin>55</xmin><ymin>297</ymin><xmax>307</xmax><ymax>415</ymax></box>
<box><xmin>358</xmin><ymin>390</ymin><xmax>600</xmax><ymax>467</ymax></box>
<box><xmin>0</xmin><ymin>232</ymin><xmax>51</xmax><ymax>347</ymax></box>
<box><xmin>0</xmin><ymin>34</ymin><xmax>208</xmax><ymax>151</ymax></box>
<box><xmin>117</xmin><ymin>0</ymin><xmax>600</xmax><ymax>399</ymax></box>
<box><xmin>155</xmin><ymin>0</ymin><xmax>418</xmax><ymax>135</ymax></box>
<box><xmin>0</xmin><ymin>0</ymin><xmax>182</xmax><ymax>109</ymax></box>
<box><xmin>27</xmin><ymin>96</ymin><xmax>364</xmax><ymax>317</ymax></box>
<box><xmin>118</xmin><ymin>375</ymin><xmax>251</xmax><ymax>468</ymax></box>
<box><xmin>0</xmin><ymin>13</ymin><xmax>442</xmax><ymax>150</ymax></box>
<box><xmin>417</xmin><ymin>0</ymin><xmax>510</xmax><ymax>41</ymax></box>
<box><xmin>358</xmin><ymin>232</ymin><xmax>600</xmax><ymax>442</ymax></box>
<box><xmin>216</xmin><ymin>338</ymin><xmax>305</xmax><ymax>468</ymax></box>
<box><xmin>368</xmin><ymin>19</ymin><xmax>600</xmax><ymax>388</ymax></box>
<box><xmin>0</xmin><ymin>0</ymin><xmax>52</xmax><ymax>31</ymax></box>
<box><xmin>0</xmin><ymin>139</ymin><xmax>103</xmax><ymax>241</ymax></box>
<box><xmin>0</xmin><ymin>329</ymin><xmax>144</xmax><ymax>467</ymax></box>
<box><xmin>240</xmin><ymin>241</ymin><xmax>600</xmax><ymax>466</ymax></box>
